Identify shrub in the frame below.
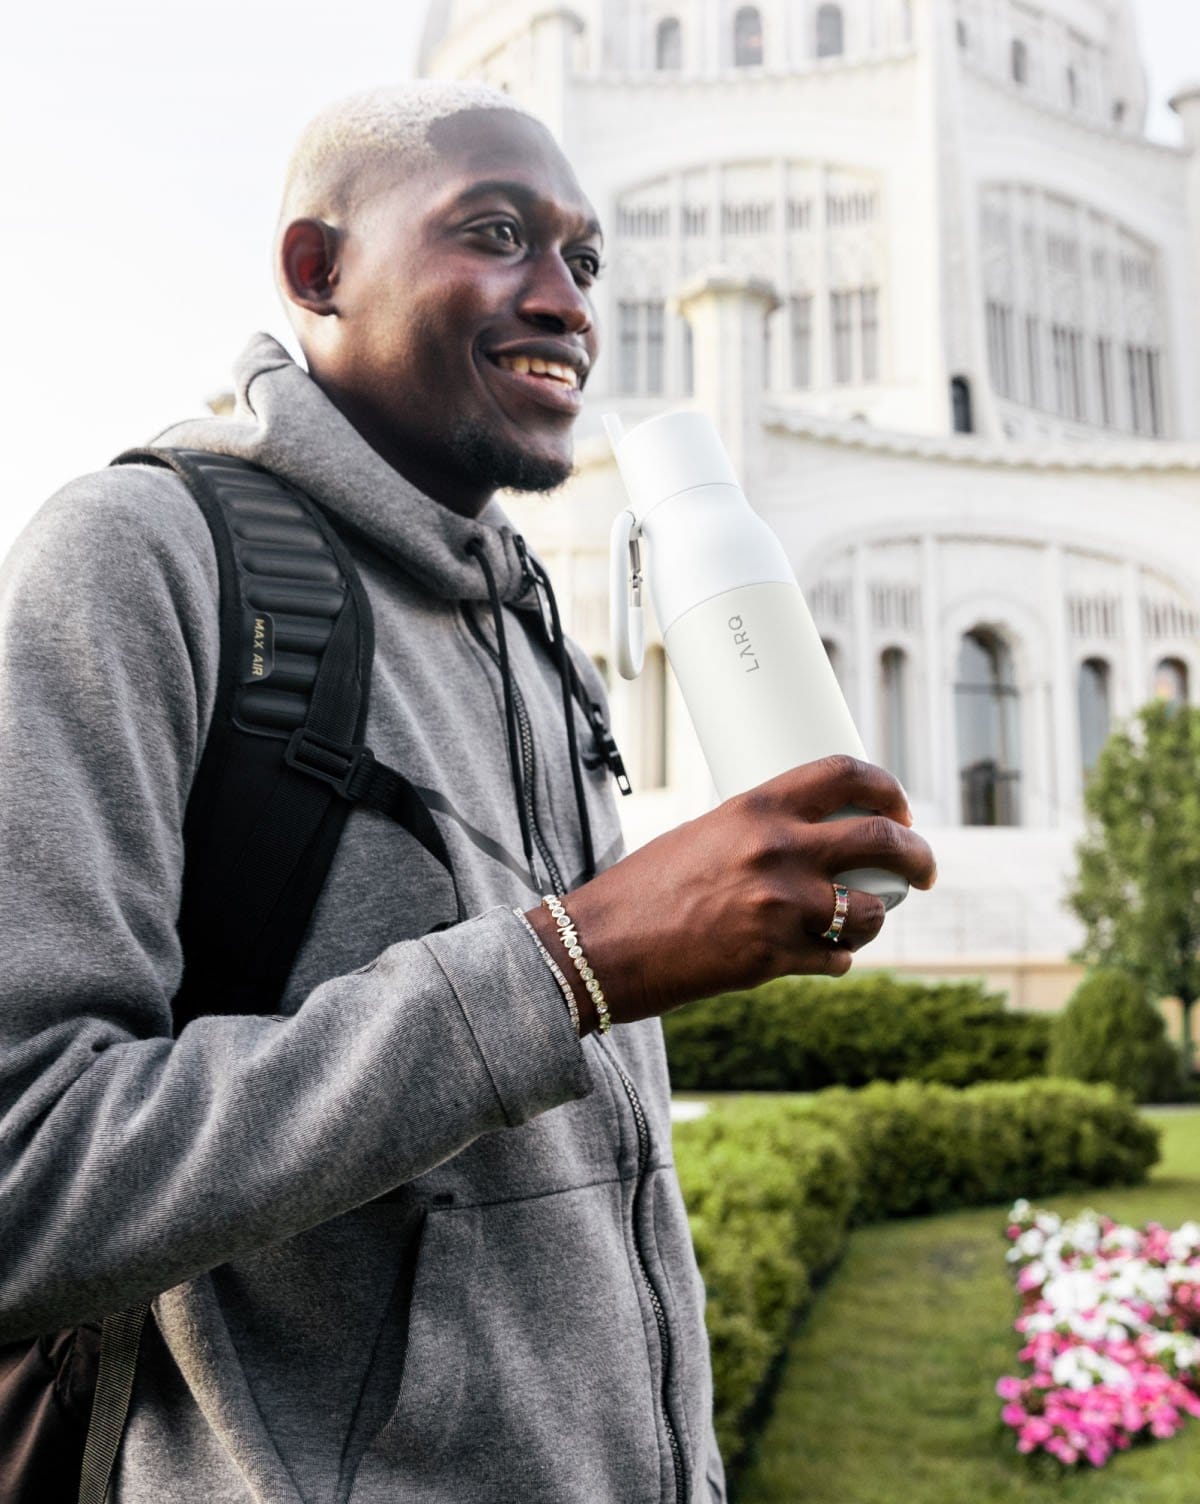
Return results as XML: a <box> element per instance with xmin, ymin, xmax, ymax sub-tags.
<box><xmin>802</xmin><ymin>1078</ymin><xmax>1160</xmax><ymax>1223</ymax></box>
<box><xmin>673</xmin><ymin>1103</ymin><xmax>854</xmax><ymax>1460</ymax></box>
<box><xmin>1048</xmin><ymin>968</ymin><xmax>1183</xmax><ymax>1103</ymax></box>
<box><xmin>673</xmin><ymin>1078</ymin><xmax>1159</xmax><ymax>1470</ymax></box>
<box><xmin>662</xmin><ymin>972</ymin><xmax>1051</xmax><ymax>1092</ymax></box>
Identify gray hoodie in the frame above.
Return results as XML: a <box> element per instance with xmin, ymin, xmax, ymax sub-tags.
<box><xmin>0</xmin><ymin>334</ymin><xmax>724</xmax><ymax>1503</ymax></box>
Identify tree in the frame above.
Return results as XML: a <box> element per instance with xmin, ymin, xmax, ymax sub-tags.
<box><xmin>1047</xmin><ymin>968</ymin><xmax>1180</xmax><ymax>1102</ymax></box>
<box><xmin>1068</xmin><ymin>700</ymin><xmax>1200</xmax><ymax>1075</ymax></box>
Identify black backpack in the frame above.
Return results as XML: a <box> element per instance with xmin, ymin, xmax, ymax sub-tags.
<box><xmin>0</xmin><ymin>448</ymin><xmax>469</xmax><ymax>1504</ymax></box>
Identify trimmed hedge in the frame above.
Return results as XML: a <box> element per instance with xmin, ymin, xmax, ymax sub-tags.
<box><xmin>1048</xmin><ymin>967</ymin><xmax>1183</xmax><ymax>1103</ymax></box>
<box><xmin>662</xmin><ymin>972</ymin><xmax>1051</xmax><ymax>1092</ymax></box>
<box><xmin>673</xmin><ymin>1079</ymin><xmax>1159</xmax><ymax>1468</ymax></box>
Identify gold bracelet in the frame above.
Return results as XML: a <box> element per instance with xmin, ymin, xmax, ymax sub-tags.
<box><xmin>541</xmin><ymin>894</ymin><xmax>612</xmax><ymax>1034</ymax></box>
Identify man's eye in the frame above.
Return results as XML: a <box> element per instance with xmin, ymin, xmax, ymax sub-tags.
<box><xmin>479</xmin><ymin>220</ymin><xmax>520</xmax><ymax>247</ymax></box>
<box><xmin>572</xmin><ymin>251</ymin><xmax>605</xmax><ymax>282</ymax></box>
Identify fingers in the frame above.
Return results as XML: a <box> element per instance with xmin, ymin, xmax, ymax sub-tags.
<box><xmin>806</xmin><ymin>884</ymin><xmax>887</xmax><ymax>953</ymax></box>
<box><xmin>784</xmin><ymin>885</ymin><xmax>882</xmax><ymax>980</ymax></box>
<box><xmin>816</xmin><ymin>813</ymin><xmax>937</xmax><ymax>891</ymax></box>
<box><xmin>813</xmin><ymin>943</ymin><xmax>854</xmax><ymax>979</ymax></box>
<box><xmin>755</xmin><ymin>755</ymin><xmax>913</xmax><ymax>828</ymax></box>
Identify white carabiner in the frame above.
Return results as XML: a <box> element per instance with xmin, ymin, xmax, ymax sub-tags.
<box><xmin>609</xmin><ymin>507</ymin><xmax>645</xmax><ymax>680</ymax></box>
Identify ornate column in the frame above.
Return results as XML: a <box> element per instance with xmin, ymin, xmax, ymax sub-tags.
<box><xmin>851</xmin><ymin>544</ymin><xmax>878</xmax><ymax>755</ymax></box>
<box><xmin>675</xmin><ymin>268</ymin><xmax>781</xmax><ymax>494</ymax></box>
<box><xmin>921</xmin><ymin>533</ymin><xmax>949</xmax><ymax>821</ymax></box>
<box><xmin>1122</xmin><ymin>559</ymin><xmax>1147</xmax><ymax>712</ymax></box>
<box><xmin>1045</xmin><ymin>544</ymin><xmax>1078</xmax><ymax>823</ymax></box>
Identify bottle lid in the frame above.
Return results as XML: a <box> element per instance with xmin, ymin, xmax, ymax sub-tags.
<box><xmin>606</xmin><ymin>410</ymin><xmax>740</xmax><ymax>521</ymax></box>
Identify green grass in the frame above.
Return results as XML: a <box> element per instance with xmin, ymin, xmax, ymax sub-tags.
<box><xmin>735</xmin><ymin>1109</ymin><xmax>1200</xmax><ymax>1504</ymax></box>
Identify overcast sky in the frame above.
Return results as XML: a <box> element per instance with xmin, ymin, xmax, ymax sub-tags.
<box><xmin>1</xmin><ymin>0</ymin><xmax>1196</xmax><ymax>555</ymax></box>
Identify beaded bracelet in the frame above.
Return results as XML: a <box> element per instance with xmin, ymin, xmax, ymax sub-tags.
<box><xmin>512</xmin><ymin>907</ymin><xmax>580</xmax><ymax>1037</ymax></box>
<box><xmin>541</xmin><ymin>894</ymin><xmax>612</xmax><ymax>1034</ymax></box>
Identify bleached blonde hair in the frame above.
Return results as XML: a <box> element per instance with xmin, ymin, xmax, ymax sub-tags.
<box><xmin>280</xmin><ymin>81</ymin><xmax>539</xmax><ymax>225</ymax></box>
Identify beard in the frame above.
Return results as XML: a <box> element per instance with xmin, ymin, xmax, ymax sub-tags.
<box><xmin>447</xmin><ymin>416</ymin><xmax>574</xmax><ymax>496</ymax></box>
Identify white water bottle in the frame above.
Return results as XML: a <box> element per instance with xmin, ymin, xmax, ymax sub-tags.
<box><xmin>605</xmin><ymin>409</ymin><xmax>908</xmax><ymax>911</ymax></box>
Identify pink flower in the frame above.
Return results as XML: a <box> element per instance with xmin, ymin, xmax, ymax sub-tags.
<box><xmin>998</xmin><ymin>1205</ymin><xmax>1200</xmax><ymax>1469</ymax></box>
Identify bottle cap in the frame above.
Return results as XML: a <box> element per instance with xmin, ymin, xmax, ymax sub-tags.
<box><xmin>606</xmin><ymin>410</ymin><xmax>740</xmax><ymax>521</ymax></box>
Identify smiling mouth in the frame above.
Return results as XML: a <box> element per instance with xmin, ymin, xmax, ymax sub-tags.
<box><xmin>490</xmin><ymin>353</ymin><xmax>580</xmax><ymax>390</ymax></box>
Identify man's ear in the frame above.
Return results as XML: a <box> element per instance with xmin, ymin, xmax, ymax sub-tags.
<box><xmin>280</xmin><ymin>218</ymin><xmax>343</xmax><ymax>316</ymax></box>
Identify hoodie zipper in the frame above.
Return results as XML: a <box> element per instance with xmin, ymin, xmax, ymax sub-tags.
<box><xmin>513</xmin><ymin>535</ymin><xmax>633</xmax><ymax>798</ymax></box>
<box><xmin>463</xmin><ymin>591</ymin><xmax>687</xmax><ymax>1502</ymax></box>
<box><xmin>600</xmin><ymin>1040</ymin><xmax>687</xmax><ymax>1504</ymax></box>
<box><xmin>462</xmin><ymin>604</ymin><xmax>566</xmax><ymax>896</ymax></box>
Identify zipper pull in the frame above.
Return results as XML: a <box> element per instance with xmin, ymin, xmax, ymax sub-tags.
<box><xmin>512</xmin><ymin>534</ymin><xmax>537</xmax><ymax>598</ymax></box>
<box><xmin>513</xmin><ymin>533</ymin><xmax>558</xmax><ymax>641</ymax></box>
<box><xmin>604</xmin><ymin>736</ymin><xmax>633</xmax><ymax>797</ymax></box>
<box><xmin>585</xmin><ymin>702</ymin><xmax>633</xmax><ymax>796</ymax></box>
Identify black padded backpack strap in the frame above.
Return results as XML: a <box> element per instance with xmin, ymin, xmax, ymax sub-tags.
<box><xmin>113</xmin><ymin>447</ymin><xmax>464</xmax><ymax>1028</ymax></box>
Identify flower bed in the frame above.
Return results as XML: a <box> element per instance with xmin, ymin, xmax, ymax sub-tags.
<box><xmin>998</xmin><ymin>1201</ymin><xmax>1200</xmax><ymax>1467</ymax></box>
<box><xmin>673</xmin><ymin>1081</ymin><xmax>1158</xmax><ymax>1471</ymax></box>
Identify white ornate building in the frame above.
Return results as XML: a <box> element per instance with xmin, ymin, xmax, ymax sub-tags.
<box><xmin>419</xmin><ymin>0</ymin><xmax>1200</xmax><ymax>1010</ymax></box>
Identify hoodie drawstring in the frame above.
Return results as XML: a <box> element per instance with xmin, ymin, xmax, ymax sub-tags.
<box><xmin>466</xmin><ymin>538</ymin><xmax>539</xmax><ymax>888</ymax></box>
<box><xmin>466</xmin><ymin>537</ymin><xmax>598</xmax><ymax>893</ymax></box>
<box><xmin>520</xmin><ymin>550</ymin><xmax>596</xmax><ymax>885</ymax></box>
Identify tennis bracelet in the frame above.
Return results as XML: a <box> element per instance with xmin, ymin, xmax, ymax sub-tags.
<box><xmin>512</xmin><ymin>907</ymin><xmax>580</xmax><ymax>1036</ymax></box>
<box><xmin>541</xmin><ymin>894</ymin><xmax>612</xmax><ymax>1035</ymax></box>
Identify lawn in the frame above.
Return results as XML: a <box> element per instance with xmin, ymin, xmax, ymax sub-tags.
<box><xmin>735</xmin><ymin>1109</ymin><xmax>1200</xmax><ymax>1504</ymax></box>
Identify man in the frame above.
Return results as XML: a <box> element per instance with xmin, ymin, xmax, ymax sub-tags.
<box><xmin>0</xmin><ymin>81</ymin><xmax>934</xmax><ymax>1501</ymax></box>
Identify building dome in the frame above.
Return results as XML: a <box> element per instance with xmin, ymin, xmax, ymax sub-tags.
<box><xmin>416</xmin><ymin>0</ymin><xmax>1200</xmax><ymax>1004</ymax></box>
<box><xmin>419</xmin><ymin>0</ymin><xmax>587</xmax><ymax>77</ymax></box>
<box><xmin>416</xmin><ymin>0</ymin><xmax>453</xmax><ymax>76</ymax></box>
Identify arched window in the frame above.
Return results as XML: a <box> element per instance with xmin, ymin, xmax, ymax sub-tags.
<box><xmin>879</xmin><ymin>648</ymin><xmax>911</xmax><ymax>785</ymax></box>
<box><xmin>1066</xmin><ymin>66</ymin><xmax>1078</xmax><ymax>108</ymax></box>
<box><xmin>950</xmin><ymin>375</ymin><xmax>974</xmax><ymax>433</ymax></box>
<box><xmin>656</xmin><ymin>16</ymin><xmax>682</xmax><ymax>70</ymax></box>
<box><xmin>1155</xmin><ymin>657</ymin><xmax>1189</xmax><ymax>706</ymax></box>
<box><xmin>816</xmin><ymin>3</ymin><xmax>844</xmax><ymax>58</ymax></box>
<box><xmin>1011</xmin><ymin>38</ymin><xmax>1028</xmax><ymax>85</ymax></box>
<box><xmin>1077</xmin><ymin>658</ymin><xmax>1111</xmax><ymax>772</ymax></box>
<box><xmin>734</xmin><ymin>6</ymin><xmax>763</xmax><ymax>66</ymax></box>
<box><xmin>955</xmin><ymin>628</ymin><xmax>1021</xmax><ymax>825</ymax></box>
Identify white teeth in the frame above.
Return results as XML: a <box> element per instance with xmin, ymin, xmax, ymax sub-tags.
<box><xmin>496</xmin><ymin>354</ymin><xmax>580</xmax><ymax>389</ymax></box>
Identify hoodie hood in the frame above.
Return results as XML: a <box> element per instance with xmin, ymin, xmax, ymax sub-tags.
<box><xmin>154</xmin><ymin>332</ymin><xmax>534</xmax><ymax>604</ymax></box>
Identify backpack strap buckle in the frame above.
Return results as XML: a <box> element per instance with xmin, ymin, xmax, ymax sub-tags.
<box><xmin>285</xmin><ymin>728</ymin><xmax>375</xmax><ymax>799</ymax></box>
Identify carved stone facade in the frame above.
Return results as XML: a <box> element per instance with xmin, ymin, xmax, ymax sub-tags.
<box><xmin>419</xmin><ymin>0</ymin><xmax>1200</xmax><ymax>999</ymax></box>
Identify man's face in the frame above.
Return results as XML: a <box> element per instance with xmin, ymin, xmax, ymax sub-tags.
<box><xmin>319</xmin><ymin>110</ymin><xmax>603</xmax><ymax>512</ymax></box>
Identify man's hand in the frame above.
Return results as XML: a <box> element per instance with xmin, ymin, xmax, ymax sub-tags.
<box><xmin>527</xmin><ymin>755</ymin><xmax>936</xmax><ymax>1033</ymax></box>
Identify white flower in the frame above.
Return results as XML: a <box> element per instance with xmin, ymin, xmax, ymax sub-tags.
<box><xmin>1169</xmin><ymin>1223</ymin><xmax>1200</xmax><ymax>1260</ymax></box>
<box><xmin>1044</xmin><ymin>1268</ymin><xmax>1105</xmax><ymax>1313</ymax></box>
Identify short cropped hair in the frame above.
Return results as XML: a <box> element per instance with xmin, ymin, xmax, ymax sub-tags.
<box><xmin>280</xmin><ymin>81</ymin><xmax>539</xmax><ymax>226</ymax></box>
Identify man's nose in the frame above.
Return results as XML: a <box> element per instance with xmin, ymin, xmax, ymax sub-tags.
<box><xmin>517</xmin><ymin>251</ymin><xmax>593</xmax><ymax>335</ymax></box>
